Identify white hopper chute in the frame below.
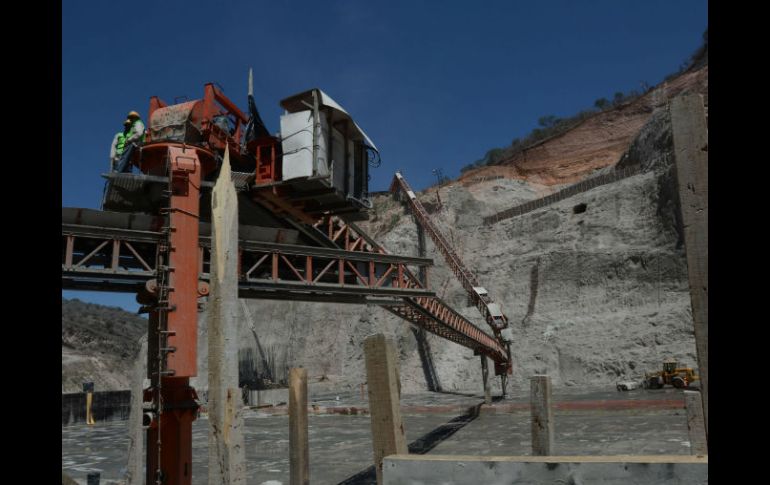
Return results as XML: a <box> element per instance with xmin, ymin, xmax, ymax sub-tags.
<box><xmin>278</xmin><ymin>89</ymin><xmax>376</xmax><ymax>206</ymax></box>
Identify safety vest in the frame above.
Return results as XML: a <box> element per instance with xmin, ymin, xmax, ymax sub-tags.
<box><xmin>126</xmin><ymin>119</ymin><xmax>146</xmax><ymax>144</ymax></box>
<box><xmin>115</xmin><ymin>133</ymin><xmax>127</xmax><ymax>155</ymax></box>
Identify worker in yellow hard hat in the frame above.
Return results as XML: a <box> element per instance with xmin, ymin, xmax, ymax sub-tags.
<box><xmin>124</xmin><ymin>111</ymin><xmax>146</xmax><ymax>146</ymax></box>
<box><xmin>109</xmin><ymin>119</ymin><xmax>132</xmax><ymax>171</ymax></box>
<box><xmin>115</xmin><ymin>110</ymin><xmax>146</xmax><ymax>172</ymax></box>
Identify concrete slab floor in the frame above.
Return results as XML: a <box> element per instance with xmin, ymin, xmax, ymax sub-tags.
<box><xmin>61</xmin><ymin>388</ymin><xmax>693</xmax><ymax>484</ymax></box>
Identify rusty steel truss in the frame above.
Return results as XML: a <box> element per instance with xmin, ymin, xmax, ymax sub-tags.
<box><xmin>310</xmin><ymin>215</ymin><xmax>509</xmax><ymax>365</ymax></box>
<box><xmin>61</xmin><ymin>213</ymin><xmax>510</xmax><ymax>366</ymax></box>
<box><xmin>62</xmin><ymin>223</ymin><xmax>435</xmax><ymax>302</ymax></box>
<box><xmin>66</xmin><ymin>82</ymin><xmax>512</xmax><ymax>485</ymax></box>
<box><xmin>390</xmin><ymin>172</ymin><xmax>513</xmax><ymax>375</ymax></box>
<box><xmin>381</xmin><ymin>297</ymin><xmax>507</xmax><ymax>362</ymax></box>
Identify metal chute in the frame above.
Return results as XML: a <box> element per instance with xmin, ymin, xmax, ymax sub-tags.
<box><xmin>244</xmin><ymin>68</ymin><xmax>270</xmax><ymax>143</ymax></box>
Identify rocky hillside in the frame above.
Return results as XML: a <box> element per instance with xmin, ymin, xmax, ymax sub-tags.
<box><xmin>61</xmin><ymin>298</ymin><xmax>146</xmax><ymax>393</ymax></box>
<box><xmin>201</xmin><ymin>67</ymin><xmax>704</xmax><ymax>397</ymax></box>
<box><xmin>62</xmin><ymin>65</ymin><xmax>705</xmax><ymax>398</ymax></box>
<box><xmin>457</xmin><ymin>64</ymin><xmax>707</xmax><ymax>187</ymax></box>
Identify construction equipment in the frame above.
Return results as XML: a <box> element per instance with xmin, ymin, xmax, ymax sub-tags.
<box><xmin>644</xmin><ymin>359</ymin><xmax>699</xmax><ymax>389</ymax></box>
<box><xmin>100</xmin><ymin>75</ymin><xmax>386</xmax><ymax>485</ymax></box>
<box><xmin>390</xmin><ymin>173</ymin><xmax>510</xmax><ymax>333</ymax></box>
<box><xmin>616</xmin><ymin>380</ymin><xmax>640</xmax><ymax>391</ymax></box>
<box><xmin>63</xmin><ymin>70</ymin><xmax>509</xmax><ymax>485</ymax></box>
<box><xmin>389</xmin><ymin>171</ymin><xmax>513</xmax><ymax>381</ymax></box>
<box><xmin>104</xmin><ymin>77</ymin><xmax>378</xmax><ymax>223</ymax></box>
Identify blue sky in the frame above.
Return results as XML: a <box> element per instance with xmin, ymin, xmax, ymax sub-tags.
<box><xmin>62</xmin><ymin>0</ymin><xmax>707</xmax><ymax>311</ymax></box>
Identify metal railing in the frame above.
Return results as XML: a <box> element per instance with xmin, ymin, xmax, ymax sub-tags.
<box><xmin>483</xmin><ymin>164</ymin><xmax>644</xmax><ymax>225</ymax></box>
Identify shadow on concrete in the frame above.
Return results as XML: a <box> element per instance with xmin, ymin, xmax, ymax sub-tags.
<box><xmin>337</xmin><ymin>404</ymin><xmax>482</xmax><ymax>485</ymax></box>
<box><xmin>431</xmin><ymin>389</ymin><xmax>478</xmax><ymax>398</ymax></box>
<box><xmin>412</xmin><ymin>327</ymin><xmax>442</xmax><ymax>393</ymax></box>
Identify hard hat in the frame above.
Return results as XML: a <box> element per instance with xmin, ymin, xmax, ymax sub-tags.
<box><xmin>127</xmin><ymin>111</ymin><xmax>141</xmax><ymax>119</ymax></box>
<box><xmin>123</xmin><ymin>119</ymin><xmax>132</xmax><ymax>126</ymax></box>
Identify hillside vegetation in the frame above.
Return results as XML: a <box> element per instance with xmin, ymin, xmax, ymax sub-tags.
<box><xmin>458</xmin><ymin>29</ymin><xmax>708</xmax><ymax>180</ymax></box>
<box><xmin>62</xmin><ymin>298</ymin><xmax>146</xmax><ymax>393</ymax></box>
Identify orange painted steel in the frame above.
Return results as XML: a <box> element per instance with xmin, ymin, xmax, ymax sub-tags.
<box><xmin>61</xmin><ymin>224</ymin><xmax>437</xmax><ymax>301</ymax></box>
<box><xmin>389</xmin><ymin>172</ymin><xmax>512</xmax><ymax>375</ymax></box>
<box><xmin>383</xmin><ymin>297</ymin><xmax>507</xmax><ymax>362</ymax></box>
<box><xmin>143</xmin><ymin>145</ymin><xmax>205</xmax><ymax>485</ymax></box>
<box><xmin>253</xmin><ymin>138</ymin><xmax>281</xmax><ymax>183</ymax></box>
<box><xmin>314</xmin><ymin>215</ymin><xmax>389</xmax><ymax>255</ymax></box>
<box><xmin>145</xmin><ymin>378</ymin><xmax>198</xmax><ymax>485</ymax></box>
<box><xmin>74</xmin><ymin>83</ymin><xmax>515</xmax><ymax>484</ymax></box>
<box><xmin>164</xmin><ymin>146</ymin><xmax>202</xmax><ymax>378</ymax></box>
<box><xmin>390</xmin><ymin>173</ymin><xmax>507</xmax><ymax>328</ymax></box>
<box><xmin>315</xmin><ymin>214</ymin><xmax>509</xmax><ymax>367</ymax></box>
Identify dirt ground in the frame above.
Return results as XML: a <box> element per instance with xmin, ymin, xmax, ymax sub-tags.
<box><xmin>62</xmin><ymin>388</ymin><xmax>696</xmax><ymax>485</ymax></box>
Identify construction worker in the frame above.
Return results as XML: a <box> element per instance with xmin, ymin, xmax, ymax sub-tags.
<box><xmin>116</xmin><ymin>111</ymin><xmax>146</xmax><ymax>173</ymax></box>
<box><xmin>109</xmin><ymin>119</ymin><xmax>131</xmax><ymax>171</ymax></box>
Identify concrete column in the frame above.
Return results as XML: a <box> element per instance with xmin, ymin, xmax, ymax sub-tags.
<box><xmin>382</xmin><ymin>455</ymin><xmax>709</xmax><ymax>484</ymax></box>
<box><xmin>208</xmin><ymin>147</ymin><xmax>247</xmax><ymax>485</ymax></box>
<box><xmin>416</xmin><ymin>222</ymin><xmax>428</xmax><ymax>288</ymax></box>
<box><xmin>62</xmin><ymin>471</ymin><xmax>78</xmax><ymax>485</ymax></box>
<box><xmin>413</xmin><ymin>221</ymin><xmax>440</xmax><ymax>393</ymax></box>
<box><xmin>125</xmin><ymin>335</ymin><xmax>147</xmax><ymax>485</ymax></box>
<box><xmin>480</xmin><ymin>355</ymin><xmax>491</xmax><ymax>404</ymax></box>
<box><xmin>684</xmin><ymin>390</ymin><xmax>708</xmax><ymax>455</ymax></box>
<box><xmin>289</xmin><ymin>368</ymin><xmax>309</xmax><ymax>485</ymax></box>
<box><xmin>530</xmin><ymin>375</ymin><xmax>554</xmax><ymax>456</ymax></box>
<box><xmin>670</xmin><ymin>94</ymin><xmax>708</xmax><ymax>439</ymax></box>
<box><xmin>364</xmin><ymin>334</ymin><xmax>408</xmax><ymax>485</ymax></box>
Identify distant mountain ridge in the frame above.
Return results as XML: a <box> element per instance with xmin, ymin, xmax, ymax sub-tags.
<box><xmin>62</xmin><ymin>298</ymin><xmax>146</xmax><ymax>393</ymax></box>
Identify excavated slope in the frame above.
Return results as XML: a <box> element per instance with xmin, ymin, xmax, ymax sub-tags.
<box><xmin>457</xmin><ymin>65</ymin><xmax>707</xmax><ymax>187</ymax></box>
<box><xmin>191</xmin><ymin>99</ymin><xmax>701</xmax><ymax>396</ymax></box>
<box><xmin>62</xmin><ymin>298</ymin><xmax>146</xmax><ymax>393</ymax></box>
<box><xmin>63</xmin><ymin>68</ymin><xmax>705</xmax><ymax>397</ymax></box>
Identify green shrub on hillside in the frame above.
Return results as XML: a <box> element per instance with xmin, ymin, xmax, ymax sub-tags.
<box><xmin>458</xmin><ymin>29</ymin><xmax>708</xmax><ymax>175</ymax></box>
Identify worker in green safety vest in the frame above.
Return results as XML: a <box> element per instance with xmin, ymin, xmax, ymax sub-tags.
<box><xmin>116</xmin><ymin>110</ymin><xmax>147</xmax><ymax>173</ymax></box>
<box><xmin>109</xmin><ymin>119</ymin><xmax>131</xmax><ymax>171</ymax></box>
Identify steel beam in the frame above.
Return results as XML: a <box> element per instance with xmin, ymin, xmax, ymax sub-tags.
<box><xmin>145</xmin><ymin>145</ymin><xmax>202</xmax><ymax>485</ymax></box>
<box><xmin>62</xmin><ymin>223</ymin><xmax>432</xmax><ymax>267</ymax></box>
<box><xmin>62</xmin><ymin>222</ymin><xmax>436</xmax><ymax>302</ymax></box>
<box><xmin>390</xmin><ymin>172</ymin><xmax>512</xmax><ymax>374</ymax></box>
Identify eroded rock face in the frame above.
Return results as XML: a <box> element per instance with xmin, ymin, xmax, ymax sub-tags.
<box><xmin>64</xmin><ymin>71</ymin><xmax>703</xmax><ymax>397</ymax></box>
<box><xmin>458</xmin><ymin>65</ymin><xmax>707</xmax><ymax>186</ymax></box>
<box><xmin>200</xmin><ymin>102</ymin><xmax>698</xmax><ymax>396</ymax></box>
<box><xmin>61</xmin><ymin>298</ymin><xmax>146</xmax><ymax>393</ymax></box>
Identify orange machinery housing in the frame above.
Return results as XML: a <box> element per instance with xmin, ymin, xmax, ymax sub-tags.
<box><xmin>102</xmin><ymin>82</ymin><xmax>377</xmax><ymax>485</ymax></box>
<box><xmin>110</xmin><ymin>83</ymin><xmax>377</xmax><ymax>225</ymax></box>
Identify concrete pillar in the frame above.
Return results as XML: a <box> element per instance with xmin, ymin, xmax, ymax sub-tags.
<box><xmin>382</xmin><ymin>455</ymin><xmax>709</xmax><ymax>484</ymax></box>
<box><xmin>530</xmin><ymin>375</ymin><xmax>554</xmax><ymax>456</ymax></box>
<box><xmin>208</xmin><ymin>147</ymin><xmax>247</xmax><ymax>485</ymax></box>
<box><xmin>480</xmin><ymin>355</ymin><xmax>491</xmax><ymax>404</ymax></box>
<box><xmin>62</xmin><ymin>471</ymin><xmax>78</xmax><ymax>485</ymax></box>
<box><xmin>413</xmin><ymin>222</ymin><xmax>440</xmax><ymax>393</ymax></box>
<box><xmin>684</xmin><ymin>390</ymin><xmax>708</xmax><ymax>455</ymax></box>
<box><xmin>364</xmin><ymin>334</ymin><xmax>408</xmax><ymax>485</ymax></box>
<box><xmin>416</xmin><ymin>222</ymin><xmax>428</xmax><ymax>288</ymax></box>
<box><xmin>670</xmin><ymin>94</ymin><xmax>708</xmax><ymax>440</ymax></box>
<box><xmin>125</xmin><ymin>335</ymin><xmax>147</xmax><ymax>485</ymax></box>
<box><xmin>289</xmin><ymin>368</ymin><xmax>309</xmax><ymax>485</ymax></box>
